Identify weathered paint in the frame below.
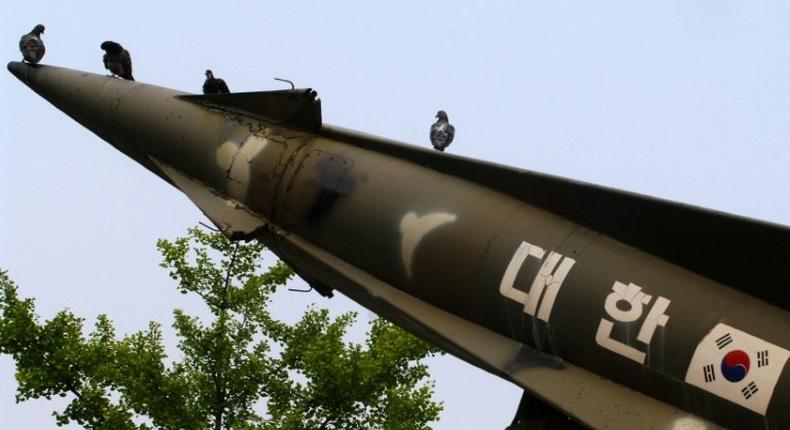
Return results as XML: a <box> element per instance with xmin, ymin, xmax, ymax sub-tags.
<box><xmin>10</xmin><ymin>62</ymin><xmax>788</xmax><ymax>430</ymax></box>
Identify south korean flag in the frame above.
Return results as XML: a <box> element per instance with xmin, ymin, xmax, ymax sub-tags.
<box><xmin>685</xmin><ymin>323</ymin><xmax>789</xmax><ymax>415</ymax></box>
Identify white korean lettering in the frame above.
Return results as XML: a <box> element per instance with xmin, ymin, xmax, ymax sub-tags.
<box><xmin>603</xmin><ymin>281</ymin><xmax>650</xmax><ymax>322</ymax></box>
<box><xmin>499</xmin><ymin>241</ymin><xmax>544</xmax><ymax>304</ymax></box>
<box><xmin>499</xmin><ymin>241</ymin><xmax>576</xmax><ymax>322</ymax></box>
<box><xmin>530</xmin><ymin>254</ymin><xmax>576</xmax><ymax>321</ymax></box>
<box><xmin>636</xmin><ymin>296</ymin><xmax>670</xmax><ymax>344</ymax></box>
<box><xmin>595</xmin><ymin>281</ymin><xmax>671</xmax><ymax>364</ymax></box>
<box><xmin>595</xmin><ymin>319</ymin><xmax>647</xmax><ymax>363</ymax></box>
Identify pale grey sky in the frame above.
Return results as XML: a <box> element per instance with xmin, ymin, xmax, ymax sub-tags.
<box><xmin>2</xmin><ymin>2</ymin><xmax>790</xmax><ymax>429</ymax></box>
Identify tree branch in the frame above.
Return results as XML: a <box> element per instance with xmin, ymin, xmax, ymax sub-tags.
<box><xmin>213</xmin><ymin>242</ymin><xmax>239</xmax><ymax>430</ymax></box>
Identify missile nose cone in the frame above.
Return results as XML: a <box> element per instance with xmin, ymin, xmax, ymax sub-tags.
<box><xmin>7</xmin><ymin>61</ymin><xmax>181</xmax><ymax>177</ymax></box>
<box><xmin>7</xmin><ymin>61</ymin><xmax>29</xmax><ymax>84</ymax></box>
<box><xmin>8</xmin><ymin>62</ymin><xmax>232</xmax><ymax>198</ymax></box>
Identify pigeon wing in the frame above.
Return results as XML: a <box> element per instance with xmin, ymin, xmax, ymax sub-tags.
<box><xmin>121</xmin><ymin>49</ymin><xmax>134</xmax><ymax>80</ymax></box>
<box><xmin>202</xmin><ymin>78</ymin><xmax>220</xmax><ymax>94</ymax></box>
<box><xmin>19</xmin><ymin>34</ymin><xmax>44</xmax><ymax>63</ymax></box>
<box><xmin>446</xmin><ymin>123</ymin><xmax>455</xmax><ymax>145</ymax></box>
<box><xmin>18</xmin><ymin>34</ymin><xmax>32</xmax><ymax>51</ymax></box>
<box><xmin>218</xmin><ymin>78</ymin><xmax>230</xmax><ymax>94</ymax></box>
<box><xmin>108</xmin><ymin>57</ymin><xmax>122</xmax><ymax>76</ymax></box>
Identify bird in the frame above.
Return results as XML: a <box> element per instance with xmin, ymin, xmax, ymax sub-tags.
<box><xmin>100</xmin><ymin>41</ymin><xmax>134</xmax><ymax>81</ymax></box>
<box><xmin>19</xmin><ymin>24</ymin><xmax>45</xmax><ymax>64</ymax></box>
<box><xmin>430</xmin><ymin>110</ymin><xmax>455</xmax><ymax>152</ymax></box>
<box><xmin>202</xmin><ymin>70</ymin><xmax>230</xmax><ymax>94</ymax></box>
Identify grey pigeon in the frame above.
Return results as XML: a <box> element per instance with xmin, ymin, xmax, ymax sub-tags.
<box><xmin>100</xmin><ymin>41</ymin><xmax>134</xmax><ymax>81</ymax></box>
<box><xmin>19</xmin><ymin>24</ymin><xmax>45</xmax><ymax>64</ymax></box>
<box><xmin>430</xmin><ymin>110</ymin><xmax>455</xmax><ymax>152</ymax></box>
<box><xmin>202</xmin><ymin>70</ymin><xmax>230</xmax><ymax>94</ymax></box>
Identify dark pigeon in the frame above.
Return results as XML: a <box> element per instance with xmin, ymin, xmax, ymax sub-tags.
<box><xmin>202</xmin><ymin>70</ymin><xmax>230</xmax><ymax>94</ymax></box>
<box><xmin>430</xmin><ymin>110</ymin><xmax>455</xmax><ymax>152</ymax></box>
<box><xmin>100</xmin><ymin>41</ymin><xmax>134</xmax><ymax>81</ymax></box>
<box><xmin>19</xmin><ymin>24</ymin><xmax>45</xmax><ymax>64</ymax></box>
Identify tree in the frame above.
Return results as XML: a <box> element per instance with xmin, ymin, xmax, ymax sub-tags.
<box><xmin>0</xmin><ymin>227</ymin><xmax>443</xmax><ymax>429</ymax></box>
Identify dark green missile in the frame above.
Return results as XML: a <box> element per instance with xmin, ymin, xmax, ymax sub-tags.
<box><xmin>8</xmin><ymin>61</ymin><xmax>789</xmax><ymax>430</ymax></box>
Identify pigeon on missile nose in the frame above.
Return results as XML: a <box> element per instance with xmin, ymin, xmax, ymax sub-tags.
<box><xmin>202</xmin><ymin>70</ymin><xmax>230</xmax><ymax>94</ymax></box>
<box><xmin>19</xmin><ymin>24</ymin><xmax>46</xmax><ymax>64</ymax></box>
<box><xmin>430</xmin><ymin>110</ymin><xmax>455</xmax><ymax>152</ymax></box>
<box><xmin>100</xmin><ymin>41</ymin><xmax>134</xmax><ymax>81</ymax></box>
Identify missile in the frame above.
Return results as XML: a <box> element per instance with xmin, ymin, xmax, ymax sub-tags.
<box><xmin>8</xmin><ymin>61</ymin><xmax>789</xmax><ymax>430</ymax></box>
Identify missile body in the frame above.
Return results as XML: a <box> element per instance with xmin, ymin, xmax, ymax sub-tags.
<box><xmin>9</xmin><ymin>62</ymin><xmax>789</xmax><ymax>430</ymax></box>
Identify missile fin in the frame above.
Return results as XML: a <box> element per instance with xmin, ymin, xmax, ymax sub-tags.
<box><xmin>178</xmin><ymin>89</ymin><xmax>321</xmax><ymax>133</ymax></box>
<box><xmin>263</xmin><ymin>226</ymin><xmax>718</xmax><ymax>430</ymax></box>
<box><xmin>151</xmin><ymin>157</ymin><xmax>267</xmax><ymax>239</ymax></box>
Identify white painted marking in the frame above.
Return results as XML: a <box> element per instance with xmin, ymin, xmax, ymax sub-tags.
<box><xmin>636</xmin><ymin>296</ymin><xmax>670</xmax><ymax>344</ymax></box>
<box><xmin>500</xmin><ymin>241</ymin><xmax>545</xmax><ymax>305</ymax></box>
<box><xmin>595</xmin><ymin>319</ymin><xmax>647</xmax><ymax>364</ymax></box>
<box><xmin>523</xmin><ymin>251</ymin><xmax>560</xmax><ymax>316</ymax></box>
<box><xmin>684</xmin><ymin>323</ymin><xmax>789</xmax><ymax>415</ymax></box>
<box><xmin>595</xmin><ymin>281</ymin><xmax>671</xmax><ymax>364</ymax></box>
<box><xmin>215</xmin><ymin>140</ymin><xmax>238</xmax><ymax>172</ymax></box>
<box><xmin>230</xmin><ymin>135</ymin><xmax>268</xmax><ymax>184</ymax></box>
<box><xmin>226</xmin><ymin>135</ymin><xmax>269</xmax><ymax>199</ymax></box>
<box><xmin>499</xmin><ymin>241</ymin><xmax>575</xmax><ymax>322</ymax></box>
<box><xmin>604</xmin><ymin>282</ymin><xmax>649</xmax><ymax>323</ymax></box>
<box><xmin>535</xmin><ymin>256</ymin><xmax>575</xmax><ymax>321</ymax></box>
<box><xmin>399</xmin><ymin>212</ymin><xmax>457</xmax><ymax>279</ymax></box>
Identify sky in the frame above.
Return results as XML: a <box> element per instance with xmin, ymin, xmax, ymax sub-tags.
<box><xmin>2</xmin><ymin>1</ymin><xmax>790</xmax><ymax>429</ymax></box>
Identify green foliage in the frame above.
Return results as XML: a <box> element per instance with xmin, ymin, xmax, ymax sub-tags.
<box><xmin>0</xmin><ymin>227</ymin><xmax>442</xmax><ymax>429</ymax></box>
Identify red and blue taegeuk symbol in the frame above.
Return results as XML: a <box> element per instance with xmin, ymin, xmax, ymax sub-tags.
<box><xmin>720</xmin><ymin>350</ymin><xmax>750</xmax><ymax>383</ymax></box>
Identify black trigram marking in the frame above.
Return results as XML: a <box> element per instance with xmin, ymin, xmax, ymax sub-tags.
<box><xmin>716</xmin><ymin>333</ymin><xmax>733</xmax><ymax>349</ymax></box>
<box><xmin>758</xmin><ymin>350</ymin><xmax>769</xmax><ymax>368</ymax></box>
<box><xmin>703</xmin><ymin>364</ymin><xmax>716</xmax><ymax>382</ymax></box>
<box><xmin>741</xmin><ymin>382</ymin><xmax>759</xmax><ymax>399</ymax></box>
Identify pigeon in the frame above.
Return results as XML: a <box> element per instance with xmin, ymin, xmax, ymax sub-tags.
<box><xmin>100</xmin><ymin>41</ymin><xmax>134</xmax><ymax>81</ymax></box>
<box><xmin>430</xmin><ymin>110</ymin><xmax>455</xmax><ymax>152</ymax></box>
<box><xmin>202</xmin><ymin>70</ymin><xmax>230</xmax><ymax>94</ymax></box>
<box><xmin>19</xmin><ymin>24</ymin><xmax>45</xmax><ymax>64</ymax></box>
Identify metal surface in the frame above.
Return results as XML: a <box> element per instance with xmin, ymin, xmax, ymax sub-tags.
<box><xmin>9</xmin><ymin>61</ymin><xmax>789</xmax><ymax>429</ymax></box>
